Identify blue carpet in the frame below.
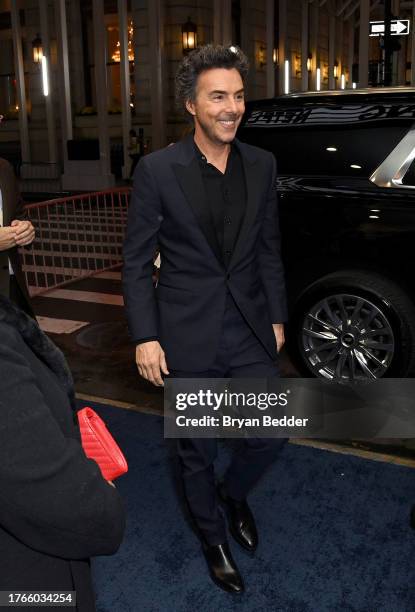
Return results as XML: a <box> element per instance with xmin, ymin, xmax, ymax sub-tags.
<box><xmin>81</xmin><ymin>401</ymin><xmax>415</xmax><ymax>612</ymax></box>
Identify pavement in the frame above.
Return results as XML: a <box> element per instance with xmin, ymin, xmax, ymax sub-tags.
<box><xmin>30</xmin><ymin>266</ymin><xmax>415</xmax><ymax>461</ymax></box>
<box><xmin>32</xmin><ymin>266</ymin><xmax>163</xmax><ymax>413</ymax></box>
<box><xmin>31</xmin><ymin>265</ymin><xmax>297</xmax><ymax>413</ymax></box>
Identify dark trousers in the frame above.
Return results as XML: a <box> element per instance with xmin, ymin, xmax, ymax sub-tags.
<box><xmin>169</xmin><ymin>291</ymin><xmax>286</xmax><ymax>546</ymax></box>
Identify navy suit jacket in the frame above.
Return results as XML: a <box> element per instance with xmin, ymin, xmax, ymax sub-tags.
<box><xmin>122</xmin><ymin>133</ymin><xmax>287</xmax><ymax>371</ymax></box>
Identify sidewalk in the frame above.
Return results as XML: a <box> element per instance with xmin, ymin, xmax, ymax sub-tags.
<box><xmin>31</xmin><ymin>271</ymin><xmax>415</xmax><ymax>460</ymax></box>
<box><xmin>32</xmin><ymin>267</ymin><xmax>163</xmax><ymax>413</ymax></box>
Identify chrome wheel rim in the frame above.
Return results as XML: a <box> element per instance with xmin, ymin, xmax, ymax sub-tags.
<box><xmin>300</xmin><ymin>293</ymin><xmax>395</xmax><ymax>380</ymax></box>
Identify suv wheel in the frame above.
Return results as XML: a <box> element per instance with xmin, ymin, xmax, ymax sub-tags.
<box><xmin>291</xmin><ymin>271</ymin><xmax>415</xmax><ymax>380</ymax></box>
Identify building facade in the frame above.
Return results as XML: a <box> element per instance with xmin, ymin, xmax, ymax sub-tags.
<box><xmin>0</xmin><ymin>0</ymin><xmax>414</xmax><ymax>191</ymax></box>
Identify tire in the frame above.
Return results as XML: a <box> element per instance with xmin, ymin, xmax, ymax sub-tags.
<box><xmin>289</xmin><ymin>270</ymin><xmax>415</xmax><ymax>380</ymax></box>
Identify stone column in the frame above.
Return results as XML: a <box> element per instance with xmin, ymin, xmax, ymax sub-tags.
<box><xmin>11</xmin><ymin>1</ymin><xmax>30</xmax><ymax>163</ymax></box>
<box><xmin>278</xmin><ymin>0</ymin><xmax>287</xmax><ymax>95</ymax></box>
<box><xmin>131</xmin><ymin>0</ymin><xmax>150</xmax><ymax>126</ymax></box>
<box><xmin>328</xmin><ymin>13</ymin><xmax>336</xmax><ymax>89</ymax></box>
<box><xmin>69</xmin><ymin>0</ymin><xmax>86</xmax><ymax>113</ymax></box>
<box><xmin>358</xmin><ymin>0</ymin><xmax>369</xmax><ymax>87</ymax></box>
<box><xmin>39</xmin><ymin>0</ymin><xmax>57</xmax><ymax>164</ymax></box>
<box><xmin>347</xmin><ymin>15</ymin><xmax>355</xmax><ymax>87</ymax></box>
<box><xmin>301</xmin><ymin>0</ymin><xmax>309</xmax><ymax>91</ymax></box>
<box><xmin>310</xmin><ymin>0</ymin><xmax>319</xmax><ymax>90</ymax></box>
<box><xmin>266</xmin><ymin>0</ymin><xmax>275</xmax><ymax>98</ymax></box>
<box><xmin>213</xmin><ymin>0</ymin><xmax>232</xmax><ymax>46</ymax></box>
<box><xmin>411</xmin><ymin>2</ymin><xmax>415</xmax><ymax>85</ymax></box>
<box><xmin>118</xmin><ymin>0</ymin><xmax>132</xmax><ymax>178</ymax></box>
<box><xmin>55</xmin><ymin>0</ymin><xmax>73</xmax><ymax>164</ymax></box>
<box><xmin>92</xmin><ymin>0</ymin><xmax>114</xmax><ymax>185</ymax></box>
<box><xmin>148</xmin><ymin>0</ymin><xmax>166</xmax><ymax>150</ymax></box>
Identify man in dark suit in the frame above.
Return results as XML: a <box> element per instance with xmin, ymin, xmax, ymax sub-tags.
<box><xmin>123</xmin><ymin>45</ymin><xmax>288</xmax><ymax>593</ymax></box>
<box><xmin>0</xmin><ymin>114</ymin><xmax>35</xmax><ymax>316</ymax></box>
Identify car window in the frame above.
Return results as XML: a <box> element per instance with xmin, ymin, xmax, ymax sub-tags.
<box><xmin>401</xmin><ymin>158</ymin><xmax>415</xmax><ymax>186</ymax></box>
<box><xmin>239</xmin><ymin>123</ymin><xmax>410</xmax><ymax>177</ymax></box>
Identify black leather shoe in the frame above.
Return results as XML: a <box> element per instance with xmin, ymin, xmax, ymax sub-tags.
<box><xmin>217</xmin><ymin>482</ymin><xmax>258</xmax><ymax>553</ymax></box>
<box><xmin>202</xmin><ymin>542</ymin><xmax>244</xmax><ymax>593</ymax></box>
<box><xmin>411</xmin><ymin>505</ymin><xmax>415</xmax><ymax>529</ymax></box>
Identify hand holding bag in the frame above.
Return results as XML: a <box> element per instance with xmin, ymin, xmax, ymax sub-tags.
<box><xmin>77</xmin><ymin>407</ymin><xmax>128</xmax><ymax>481</ymax></box>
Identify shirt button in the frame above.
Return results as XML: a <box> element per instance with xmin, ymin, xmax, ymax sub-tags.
<box><xmin>224</xmin><ymin>216</ymin><xmax>231</xmax><ymax>224</ymax></box>
<box><xmin>201</xmin><ymin>156</ymin><xmax>206</xmax><ymax>161</ymax></box>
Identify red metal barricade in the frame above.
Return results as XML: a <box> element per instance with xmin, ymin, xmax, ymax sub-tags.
<box><xmin>20</xmin><ymin>187</ymin><xmax>131</xmax><ymax>296</ymax></box>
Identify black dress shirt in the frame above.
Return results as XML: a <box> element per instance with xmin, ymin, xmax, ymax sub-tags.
<box><xmin>194</xmin><ymin>140</ymin><xmax>247</xmax><ymax>268</ymax></box>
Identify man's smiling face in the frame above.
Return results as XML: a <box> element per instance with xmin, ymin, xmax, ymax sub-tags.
<box><xmin>186</xmin><ymin>68</ymin><xmax>245</xmax><ymax>146</ymax></box>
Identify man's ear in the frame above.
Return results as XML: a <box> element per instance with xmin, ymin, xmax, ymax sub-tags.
<box><xmin>185</xmin><ymin>99</ymin><xmax>196</xmax><ymax>116</ymax></box>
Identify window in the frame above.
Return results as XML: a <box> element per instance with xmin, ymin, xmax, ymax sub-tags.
<box><xmin>106</xmin><ymin>20</ymin><xmax>135</xmax><ymax>112</ymax></box>
<box><xmin>0</xmin><ymin>39</ymin><xmax>18</xmax><ymax>118</ymax></box>
<box><xmin>242</xmin><ymin>123</ymin><xmax>410</xmax><ymax>177</ymax></box>
<box><xmin>401</xmin><ymin>158</ymin><xmax>415</xmax><ymax>186</ymax></box>
<box><xmin>80</xmin><ymin>1</ymin><xmax>135</xmax><ymax>113</ymax></box>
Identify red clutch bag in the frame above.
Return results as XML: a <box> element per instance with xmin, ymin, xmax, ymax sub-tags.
<box><xmin>77</xmin><ymin>407</ymin><xmax>128</xmax><ymax>481</ymax></box>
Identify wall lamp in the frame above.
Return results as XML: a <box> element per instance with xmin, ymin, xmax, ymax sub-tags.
<box><xmin>32</xmin><ymin>33</ymin><xmax>43</xmax><ymax>64</ymax></box>
<box><xmin>273</xmin><ymin>48</ymin><xmax>278</xmax><ymax>65</ymax></box>
<box><xmin>182</xmin><ymin>17</ymin><xmax>197</xmax><ymax>54</ymax></box>
<box><xmin>258</xmin><ymin>45</ymin><xmax>266</xmax><ymax>68</ymax></box>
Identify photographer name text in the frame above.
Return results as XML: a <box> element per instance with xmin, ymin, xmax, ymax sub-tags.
<box><xmin>175</xmin><ymin>415</ymin><xmax>309</xmax><ymax>428</ymax></box>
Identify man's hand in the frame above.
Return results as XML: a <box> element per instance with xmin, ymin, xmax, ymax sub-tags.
<box><xmin>11</xmin><ymin>219</ymin><xmax>35</xmax><ymax>247</ymax></box>
<box><xmin>0</xmin><ymin>226</ymin><xmax>17</xmax><ymax>251</ymax></box>
<box><xmin>272</xmin><ymin>323</ymin><xmax>285</xmax><ymax>353</ymax></box>
<box><xmin>135</xmin><ymin>340</ymin><xmax>169</xmax><ymax>386</ymax></box>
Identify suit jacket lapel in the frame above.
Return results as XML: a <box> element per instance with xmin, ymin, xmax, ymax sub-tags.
<box><xmin>171</xmin><ymin>135</ymin><xmax>261</xmax><ymax>271</ymax></box>
<box><xmin>172</xmin><ymin>136</ymin><xmax>223</xmax><ymax>266</ymax></box>
<box><xmin>228</xmin><ymin>139</ymin><xmax>260</xmax><ymax>270</ymax></box>
<box><xmin>0</xmin><ymin>162</ymin><xmax>13</xmax><ymax>226</ymax></box>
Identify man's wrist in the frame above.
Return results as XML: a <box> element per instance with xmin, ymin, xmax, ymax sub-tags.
<box><xmin>135</xmin><ymin>336</ymin><xmax>159</xmax><ymax>346</ymax></box>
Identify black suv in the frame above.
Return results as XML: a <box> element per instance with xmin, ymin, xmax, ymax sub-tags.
<box><xmin>238</xmin><ymin>88</ymin><xmax>415</xmax><ymax>381</ymax></box>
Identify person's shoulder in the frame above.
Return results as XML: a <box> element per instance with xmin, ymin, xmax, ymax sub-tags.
<box><xmin>0</xmin><ymin>157</ymin><xmax>14</xmax><ymax>176</ymax></box>
<box><xmin>142</xmin><ymin>140</ymin><xmax>185</xmax><ymax>167</ymax></box>
<box><xmin>236</xmin><ymin>140</ymin><xmax>274</xmax><ymax>165</ymax></box>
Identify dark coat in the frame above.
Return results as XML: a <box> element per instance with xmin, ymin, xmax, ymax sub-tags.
<box><xmin>0</xmin><ymin>158</ymin><xmax>31</xmax><ymax>303</ymax></box>
<box><xmin>122</xmin><ymin>133</ymin><xmax>287</xmax><ymax>371</ymax></box>
<box><xmin>0</xmin><ymin>296</ymin><xmax>126</xmax><ymax>611</ymax></box>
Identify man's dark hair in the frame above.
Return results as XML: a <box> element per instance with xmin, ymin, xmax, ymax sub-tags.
<box><xmin>175</xmin><ymin>44</ymin><xmax>249</xmax><ymax>119</ymax></box>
